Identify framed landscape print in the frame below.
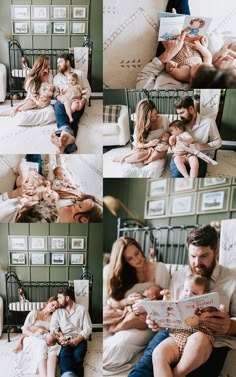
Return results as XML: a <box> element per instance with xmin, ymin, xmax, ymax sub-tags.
<box><xmin>71</xmin><ymin>21</ymin><xmax>88</xmax><ymax>34</ymax></box>
<box><xmin>13</xmin><ymin>22</ymin><xmax>30</xmax><ymax>34</ymax></box>
<box><xmin>147</xmin><ymin>179</ymin><xmax>169</xmax><ymax>198</ymax></box>
<box><xmin>198</xmin><ymin>178</ymin><xmax>231</xmax><ymax>190</ymax></box>
<box><xmin>31</xmin><ymin>5</ymin><xmax>49</xmax><ymax>20</ymax></box>
<box><xmin>69</xmin><ymin>236</ymin><xmax>87</xmax><ymax>251</ymax></box>
<box><xmin>171</xmin><ymin>178</ymin><xmax>197</xmax><ymax>193</ymax></box>
<box><xmin>71</xmin><ymin>5</ymin><xmax>89</xmax><ymax>20</ymax></box>
<box><xmin>11</xmin><ymin>5</ymin><xmax>30</xmax><ymax>20</ymax></box>
<box><xmin>30</xmin><ymin>253</ymin><xmax>46</xmax><ymax>266</ymax></box>
<box><xmin>51</xmin><ymin>253</ymin><xmax>66</xmax><ymax>265</ymax></box>
<box><xmin>29</xmin><ymin>236</ymin><xmax>47</xmax><ymax>251</ymax></box>
<box><xmin>10</xmin><ymin>252</ymin><xmax>27</xmax><ymax>266</ymax></box>
<box><xmin>69</xmin><ymin>252</ymin><xmax>86</xmax><ymax>266</ymax></box>
<box><xmin>169</xmin><ymin>193</ymin><xmax>196</xmax><ymax>216</ymax></box>
<box><xmin>144</xmin><ymin>198</ymin><xmax>168</xmax><ymax>219</ymax></box>
<box><xmin>197</xmin><ymin>188</ymin><xmax>230</xmax><ymax>214</ymax></box>
<box><xmin>48</xmin><ymin>236</ymin><xmax>67</xmax><ymax>251</ymax></box>
<box><xmin>51</xmin><ymin>5</ymin><xmax>69</xmax><ymax>19</ymax></box>
<box><xmin>8</xmin><ymin>236</ymin><xmax>27</xmax><ymax>250</ymax></box>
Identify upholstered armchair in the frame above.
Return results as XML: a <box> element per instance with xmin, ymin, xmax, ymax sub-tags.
<box><xmin>103</xmin><ymin>105</ymin><xmax>130</xmax><ymax>146</ymax></box>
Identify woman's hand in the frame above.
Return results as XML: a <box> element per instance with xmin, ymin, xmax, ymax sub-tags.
<box><xmin>200</xmin><ymin>305</ymin><xmax>231</xmax><ymax>334</ymax></box>
<box><xmin>132</xmin><ymin>300</ymin><xmax>146</xmax><ymax>314</ymax></box>
<box><xmin>123</xmin><ymin>293</ymin><xmax>143</xmax><ymax>306</ymax></box>
<box><xmin>8</xmin><ymin>184</ymin><xmax>34</xmax><ymax>199</ymax></box>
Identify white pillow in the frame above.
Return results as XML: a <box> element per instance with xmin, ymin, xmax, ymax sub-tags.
<box><xmin>14</xmin><ymin>105</ymin><xmax>56</xmax><ymax>126</ymax></box>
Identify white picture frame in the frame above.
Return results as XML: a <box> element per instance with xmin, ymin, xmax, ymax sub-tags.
<box><xmin>71</xmin><ymin>21</ymin><xmax>88</xmax><ymax>34</ymax></box>
<box><xmin>69</xmin><ymin>252</ymin><xmax>86</xmax><ymax>266</ymax></box>
<box><xmin>13</xmin><ymin>22</ymin><xmax>30</xmax><ymax>34</ymax></box>
<box><xmin>8</xmin><ymin>236</ymin><xmax>28</xmax><ymax>250</ymax></box>
<box><xmin>30</xmin><ymin>253</ymin><xmax>46</xmax><ymax>266</ymax></box>
<box><xmin>69</xmin><ymin>236</ymin><xmax>87</xmax><ymax>251</ymax></box>
<box><xmin>48</xmin><ymin>236</ymin><xmax>67</xmax><ymax>251</ymax></box>
<box><xmin>197</xmin><ymin>188</ymin><xmax>230</xmax><ymax>214</ymax></box>
<box><xmin>51</xmin><ymin>5</ymin><xmax>69</xmax><ymax>20</ymax></box>
<box><xmin>10</xmin><ymin>252</ymin><xmax>27</xmax><ymax>265</ymax></box>
<box><xmin>32</xmin><ymin>21</ymin><xmax>49</xmax><ymax>35</ymax></box>
<box><xmin>29</xmin><ymin>236</ymin><xmax>47</xmax><ymax>251</ymax></box>
<box><xmin>71</xmin><ymin>5</ymin><xmax>89</xmax><ymax>20</ymax></box>
<box><xmin>198</xmin><ymin>178</ymin><xmax>231</xmax><ymax>190</ymax></box>
<box><xmin>144</xmin><ymin>198</ymin><xmax>168</xmax><ymax>219</ymax></box>
<box><xmin>147</xmin><ymin>179</ymin><xmax>169</xmax><ymax>198</ymax></box>
<box><xmin>11</xmin><ymin>5</ymin><xmax>30</xmax><ymax>20</ymax></box>
<box><xmin>172</xmin><ymin>178</ymin><xmax>197</xmax><ymax>193</ymax></box>
<box><xmin>51</xmin><ymin>253</ymin><xmax>66</xmax><ymax>265</ymax></box>
<box><xmin>52</xmin><ymin>22</ymin><xmax>68</xmax><ymax>34</ymax></box>
<box><xmin>31</xmin><ymin>5</ymin><xmax>49</xmax><ymax>20</ymax></box>
<box><xmin>169</xmin><ymin>193</ymin><xmax>196</xmax><ymax>216</ymax></box>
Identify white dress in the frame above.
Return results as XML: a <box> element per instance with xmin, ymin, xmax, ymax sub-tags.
<box><xmin>103</xmin><ymin>262</ymin><xmax>170</xmax><ymax>374</ymax></box>
<box><xmin>121</xmin><ymin>115</ymin><xmax>170</xmax><ymax>178</ymax></box>
<box><xmin>16</xmin><ymin>311</ymin><xmax>60</xmax><ymax>374</ymax></box>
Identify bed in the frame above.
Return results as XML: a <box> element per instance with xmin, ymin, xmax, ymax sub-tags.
<box><xmin>5</xmin><ymin>269</ymin><xmax>93</xmax><ymax>342</ymax></box>
<box><xmin>103</xmin><ymin>219</ymin><xmax>236</xmax><ymax>377</ymax></box>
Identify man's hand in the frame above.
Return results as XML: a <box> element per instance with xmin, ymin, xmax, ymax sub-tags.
<box><xmin>201</xmin><ymin>305</ymin><xmax>231</xmax><ymax>334</ymax></box>
<box><xmin>67</xmin><ymin>337</ymin><xmax>81</xmax><ymax>347</ymax></box>
<box><xmin>160</xmin><ymin>32</ymin><xmax>187</xmax><ymax>63</ymax></box>
<box><xmin>146</xmin><ymin>315</ymin><xmax>162</xmax><ymax>332</ymax></box>
<box><xmin>189</xmin><ymin>143</ymin><xmax>208</xmax><ymax>150</ymax></box>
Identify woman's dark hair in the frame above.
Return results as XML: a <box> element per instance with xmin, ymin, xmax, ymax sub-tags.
<box><xmin>73</xmin><ymin>194</ymin><xmax>103</xmax><ymax>223</ymax></box>
<box><xmin>16</xmin><ymin>201</ymin><xmax>58</xmax><ymax>223</ymax></box>
<box><xmin>187</xmin><ymin>225</ymin><xmax>219</xmax><ymax>252</ymax></box>
<box><xmin>190</xmin><ymin>65</ymin><xmax>236</xmax><ymax>88</ymax></box>
<box><xmin>107</xmin><ymin>237</ymin><xmax>145</xmax><ymax>300</ymax></box>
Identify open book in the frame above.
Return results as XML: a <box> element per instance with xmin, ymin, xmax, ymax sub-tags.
<box><xmin>24</xmin><ymin>161</ymin><xmax>39</xmax><ymax>174</ymax></box>
<box><xmin>158</xmin><ymin>12</ymin><xmax>212</xmax><ymax>42</ymax></box>
<box><xmin>142</xmin><ymin>292</ymin><xmax>220</xmax><ymax>329</ymax></box>
<box><xmin>179</xmin><ymin>145</ymin><xmax>218</xmax><ymax>165</ymax></box>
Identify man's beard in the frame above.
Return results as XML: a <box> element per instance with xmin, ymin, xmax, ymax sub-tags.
<box><xmin>58</xmin><ymin>66</ymin><xmax>66</xmax><ymax>73</ymax></box>
<box><xmin>191</xmin><ymin>260</ymin><xmax>216</xmax><ymax>278</ymax></box>
<box><xmin>180</xmin><ymin>113</ymin><xmax>193</xmax><ymax>124</ymax></box>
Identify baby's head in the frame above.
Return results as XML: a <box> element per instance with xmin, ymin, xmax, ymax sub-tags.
<box><xmin>68</xmin><ymin>72</ymin><xmax>78</xmax><ymax>86</ymax></box>
<box><xmin>161</xmin><ymin>131</ymin><xmax>171</xmax><ymax>142</ymax></box>
<box><xmin>42</xmin><ymin>190</ymin><xmax>59</xmax><ymax>203</ymax></box>
<box><xmin>189</xmin><ymin>63</ymin><xmax>214</xmax><ymax>87</ymax></box>
<box><xmin>53</xmin><ymin>167</ymin><xmax>65</xmax><ymax>180</ymax></box>
<box><xmin>143</xmin><ymin>284</ymin><xmax>162</xmax><ymax>300</ymax></box>
<box><xmin>183</xmin><ymin>274</ymin><xmax>209</xmax><ymax>299</ymax></box>
<box><xmin>169</xmin><ymin>120</ymin><xmax>185</xmax><ymax>136</ymax></box>
<box><xmin>47</xmin><ymin>84</ymin><xmax>55</xmax><ymax>93</ymax></box>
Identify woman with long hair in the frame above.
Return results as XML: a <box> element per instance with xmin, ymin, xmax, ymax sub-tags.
<box><xmin>1</xmin><ymin>55</ymin><xmax>54</xmax><ymax>117</ymax></box>
<box><xmin>16</xmin><ymin>296</ymin><xmax>60</xmax><ymax>377</ymax></box>
<box><xmin>103</xmin><ymin>237</ymin><xmax>170</xmax><ymax>374</ymax></box>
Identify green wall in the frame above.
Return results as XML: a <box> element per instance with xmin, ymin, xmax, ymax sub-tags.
<box><xmin>0</xmin><ymin>0</ymin><xmax>102</xmax><ymax>92</ymax></box>
<box><xmin>0</xmin><ymin>222</ymin><xmax>103</xmax><ymax>324</ymax></box>
<box><xmin>104</xmin><ymin>178</ymin><xmax>236</xmax><ymax>254</ymax></box>
<box><xmin>220</xmin><ymin>89</ymin><xmax>236</xmax><ymax>142</ymax></box>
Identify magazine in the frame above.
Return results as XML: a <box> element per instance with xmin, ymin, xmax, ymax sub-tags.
<box><xmin>142</xmin><ymin>292</ymin><xmax>220</xmax><ymax>329</ymax></box>
<box><xmin>158</xmin><ymin>12</ymin><xmax>212</xmax><ymax>42</ymax></box>
<box><xmin>24</xmin><ymin>161</ymin><xmax>39</xmax><ymax>174</ymax></box>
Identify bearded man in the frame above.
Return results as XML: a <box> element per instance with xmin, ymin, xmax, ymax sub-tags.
<box><xmin>50</xmin><ymin>287</ymin><xmax>92</xmax><ymax>377</ymax></box>
<box><xmin>170</xmin><ymin>96</ymin><xmax>222</xmax><ymax>177</ymax></box>
<box><xmin>52</xmin><ymin>53</ymin><xmax>91</xmax><ymax>154</ymax></box>
<box><xmin>129</xmin><ymin>225</ymin><xmax>236</xmax><ymax>377</ymax></box>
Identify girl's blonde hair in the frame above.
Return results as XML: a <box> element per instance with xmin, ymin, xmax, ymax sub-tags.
<box><xmin>24</xmin><ymin>55</ymin><xmax>50</xmax><ymax>94</ymax></box>
<box><xmin>135</xmin><ymin>99</ymin><xmax>157</xmax><ymax>143</ymax></box>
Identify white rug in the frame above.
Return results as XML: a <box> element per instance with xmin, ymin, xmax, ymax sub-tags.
<box><xmin>103</xmin><ymin>146</ymin><xmax>236</xmax><ymax>178</ymax></box>
<box><xmin>0</xmin><ymin>332</ymin><xmax>102</xmax><ymax>377</ymax></box>
<box><xmin>0</xmin><ymin>100</ymin><xmax>102</xmax><ymax>154</ymax></box>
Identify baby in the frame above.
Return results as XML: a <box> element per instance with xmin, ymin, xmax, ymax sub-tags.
<box><xmin>152</xmin><ymin>274</ymin><xmax>216</xmax><ymax>377</ymax></box>
<box><xmin>14</xmin><ymin>325</ymin><xmax>58</xmax><ymax>353</ymax></box>
<box><xmin>114</xmin><ymin>132</ymin><xmax>170</xmax><ymax>165</ymax></box>
<box><xmin>60</xmin><ymin>73</ymin><xmax>85</xmax><ymax>122</ymax></box>
<box><xmin>14</xmin><ymin>157</ymin><xmax>59</xmax><ymax>204</ymax></box>
<box><xmin>165</xmin><ymin>35</ymin><xmax>212</xmax><ymax>84</ymax></box>
<box><xmin>169</xmin><ymin>120</ymin><xmax>199</xmax><ymax>178</ymax></box>
<box><xmin>0</xmin><ymin>84</ymin><xmax>55</xmax><ymax>118</ymax></box>
<box><xmin>52</xmin><ymin>166</ymin><xmax>81</xmax><ymax>199</ymax></box>
<box><xmin>104</xmin><ymin>284</ymin><xmax>163</xmax><ymax>333</ymax></box>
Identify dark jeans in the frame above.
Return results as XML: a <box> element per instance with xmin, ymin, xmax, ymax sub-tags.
<box><xmin>13</xmin><ymin>154</ymin><xmax>42</xmax><ymax>190</ymax></box>
<box><xmin>53</xmin><ymin>101</ymin><xmax>85</xmax><ymax>139</ymax></box>
<box><xmin>170</xmin><ymin>157</ymin><xmax>207</xmax><ymax>177</ymax></box>
<box><xmin>128</xmin><ymin>330</ymin><xmax>169</xmax><ymax>377</ymax></box>
<box><xmin>156</xmin><ymin>0</ymin><xmax>191</xmax><ymax>56</ymax></box>
<box><xmin>59</xmin><ymin>341</ymin><xmax>87</xmax><ymax>377</ymax></box>
<box><xmin>129</xmin><ymin>329</ymin><xmax>229</xmax><ymax>377</ymax></box>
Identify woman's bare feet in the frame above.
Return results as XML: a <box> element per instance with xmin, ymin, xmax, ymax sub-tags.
<box><xmin>50</xmin><ymin>133</ymin><xmax>62</xmax><ymax>153</ymax></box>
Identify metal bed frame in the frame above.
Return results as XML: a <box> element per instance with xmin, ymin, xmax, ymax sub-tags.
<box><xmin>117</xmin><ymin>218</ymin><xmax>197</xmax><ymax>265</ymax></box>
<box><xmin>5</xmin><ymin>269</ymin><xmax>93</xmax><ymax>341</ymax></box>
<box><xmin>8</xmin><ymin>35</ymin><xmax>93</xmax><ymax>106</ymax></box>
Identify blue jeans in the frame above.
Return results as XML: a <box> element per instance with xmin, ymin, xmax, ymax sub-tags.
<box><xmin>156</xmin><ymin>0</ymin><xmax>190</xmax><ymax>56</ymax></box>
<box><xmin>129</xmin><ymin>329</ymin><xmax>229</xmax><ymax>377</ymax></box>
<box><xmin>170</xmin><ymin>157</ymin><xmax>207</xmax><ymax>178</ymax></box>
<box><xmin>128</xmin><ymin>330</ymin><xmax>169</xmax><ymax>377</ymax></box>
<box><xmin>53</xmin><ymin>101</ymin><xmax>85</xmax><ymax>139</ymax></box>
<box><xmin>59</xmin><ymin>341</ymin><xmax>87</xmax><ymax>377</ymax></box>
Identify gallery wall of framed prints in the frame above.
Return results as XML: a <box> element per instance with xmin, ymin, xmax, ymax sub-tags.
<box><xmin>11</xmin><ymin>4</ymin><xmax>89</xmax><ymax>36</ymax></box>
<box><xmin>8</xmin><ymin>235</ymin><xmax>87</xmax><ymax>267</ymax></box>
<box><xmin>144</xmin><ymin>178</ymin><xmax>236</xmax><ymax>219</ymax></box>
